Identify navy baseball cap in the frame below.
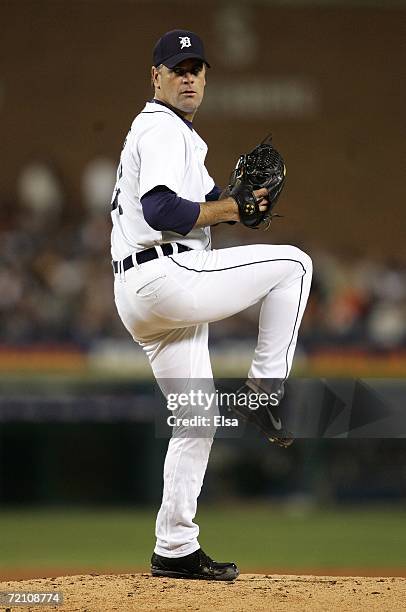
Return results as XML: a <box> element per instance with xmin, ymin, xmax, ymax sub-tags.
<box><xmin>153</xmin><ymin>29</ymin><xmax>210</xmax><ymax>69</ymax></box>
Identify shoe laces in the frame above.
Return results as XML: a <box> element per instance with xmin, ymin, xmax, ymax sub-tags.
<box><xmin>198</xmin><ymin>548</ymin><xmax>214</xmax><ymax>568</ymax></box>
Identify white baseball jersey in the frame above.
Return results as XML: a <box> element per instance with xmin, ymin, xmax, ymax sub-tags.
<box><xmin>110</xmin><ymin>101</ymin><xmax>215</xmax><ymax>261</ymax></box>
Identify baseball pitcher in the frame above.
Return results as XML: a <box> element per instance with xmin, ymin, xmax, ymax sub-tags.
<box><xmin>110</xmin><ymin>29</ymin><xmax>312</xmax><ymax>581</ymax></box>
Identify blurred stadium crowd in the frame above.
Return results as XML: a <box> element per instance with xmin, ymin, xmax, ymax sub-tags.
<box><xmin>0</xmin><ymin>160</ymin><xmax>405</xmax><ymax>508</ymax></box>
<box><xmin>0</xmin><ymin>159</ymin><xmax>404</xmax><ymax>351</ymax></box>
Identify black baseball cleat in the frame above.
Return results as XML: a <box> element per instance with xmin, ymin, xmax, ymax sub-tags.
<box><xmin>232</xmin><ymin>379</ymin><xmax>293</xmax><ymax>448</ymax></box>
<box><xmin>151</xmin><ymin>548</ymin><xmax>239</xmax><ymax>581</ymax></box>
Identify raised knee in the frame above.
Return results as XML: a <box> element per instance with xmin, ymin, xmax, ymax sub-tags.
<box><xmin>299</xmin><ymin>249</ymin><xmax>313</xmax><ymax>275</ymax></box>
<box><xmin>288</xmin><ymin>246</ymin><xmax>313</xmax><ymax>276</ymax></box>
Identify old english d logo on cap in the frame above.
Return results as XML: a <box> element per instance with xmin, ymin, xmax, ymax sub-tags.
<box><xmin>179</xmin><ymin>36</ymin><xmax>192</xmax><ymax>49</ymax></box>
<box><xmin>153</xmin><ymin>29</ymin><xmax>210</xmax><ymax>69</ymax></box>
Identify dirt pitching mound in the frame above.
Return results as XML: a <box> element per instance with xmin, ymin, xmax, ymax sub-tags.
<box><xmin>1</xmin><ymin>573</ymin><xmax>405</xmax><ymax>611</ymax></box>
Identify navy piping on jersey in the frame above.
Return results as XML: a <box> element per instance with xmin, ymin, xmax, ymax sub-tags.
<box><xmin>146</xmin><ymin>99</ymin><xmax>194</xmax><ymax>130</ymax></box>
<box><xmin>167</xmin><ymin>256</ymin><xmax>308</xmax><ymax>381</ymax></box>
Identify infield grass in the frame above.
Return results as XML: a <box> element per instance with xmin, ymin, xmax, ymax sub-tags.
<box><xmin>0</xmin><ymin>505</ymin><xmax>405</xmax><ymax>573</ymax></box>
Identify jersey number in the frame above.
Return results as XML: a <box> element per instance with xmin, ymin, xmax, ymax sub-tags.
<box><xmin>111</xmin><ymin>187</ymin><xmax>123</xmax><ymax>214</ymax></box>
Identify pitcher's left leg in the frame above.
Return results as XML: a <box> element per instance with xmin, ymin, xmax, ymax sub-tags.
<box><xmin>249</xmin><ymin>247</ymin><xmax>313</xmax><ymax>380</ymax></box>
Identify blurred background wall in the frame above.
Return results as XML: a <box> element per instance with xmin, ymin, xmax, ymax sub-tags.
<box><xmin>1</xmin><ymin>0</ymin><xmax>405</xmax><ymax>255</ymax></box>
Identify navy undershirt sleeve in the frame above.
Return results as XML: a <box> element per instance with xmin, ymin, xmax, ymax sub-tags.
<box><xmin>141</xmin><ymin>186</ymin><xmax>200</xmax><ymax>236</ymax></box>
<box><xmin>205</xmin><ymin>185</ymin><xmax>223</xmax><ymax>201</ymax></box>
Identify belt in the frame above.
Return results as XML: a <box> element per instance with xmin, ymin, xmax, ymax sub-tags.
<box><xmin>112</xmin><ymin>243</ymin><xmax>191</xmax><ymax>274</ymax></box>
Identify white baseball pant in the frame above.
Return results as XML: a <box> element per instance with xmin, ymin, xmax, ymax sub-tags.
<box><xmin>114</xmin><ymin>243</ymin><xmax>312</xmax><ymax>557</ymax></box>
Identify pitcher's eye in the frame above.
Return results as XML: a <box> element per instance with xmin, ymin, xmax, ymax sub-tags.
<box><xmin>191</xmin><ymin>64</ymin><xmax>203</xmax><ymax>75</ymax></box>
<box><xmin>172</xmin><ymin>62</ymin><xmax>203</xmax><ymax>77</ymax></box>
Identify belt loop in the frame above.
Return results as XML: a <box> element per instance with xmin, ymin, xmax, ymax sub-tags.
<box><xmin>131</xmin><ymin>253</ymin><xmax>140</xmax><ymax>271</ymax></box>
<box><xmin>172</xmin><ymin>243</ymin><xmax>179</xmax><ymax>255</ymax></box>
<box><xmin>155</xmin><ymin>245</ymin><xmax>164</xmax><ymax>258</ymax></box>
